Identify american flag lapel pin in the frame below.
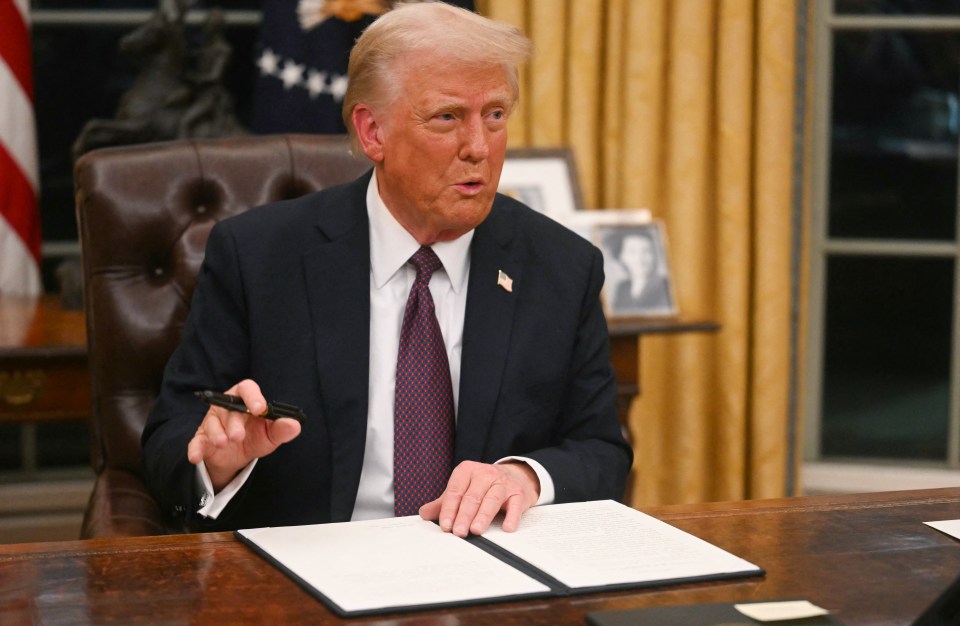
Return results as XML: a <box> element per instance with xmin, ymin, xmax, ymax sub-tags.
<box><xmin>497</xmin><ymin>270</ymin><xmax>513</xmax><ymax>293</ymax></box>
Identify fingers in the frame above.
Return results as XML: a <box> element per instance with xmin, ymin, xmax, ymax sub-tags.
<box><xmin>229</xmin><ymin>380</ymin><xmax>301</xmax><ymax>449</ymax></box>
<box><xmin>419</xmin><ymin>498</ymin><xmax>443</xmax><ymax>524</ymax></box>
<box><xmin>223</xmin><ymin>379</ymin><xmax>266</xmax><ymax>442</ymax></box>
<box><xmin>185</xmin><ymin>380</ymin><xmax>301</xmax><ymax>489</ymax></box>
<box><xmin>187</xmin><ymin>426</ymin><xmax>212</xmax><ymax>465</ymax></box>
<box><xmin>495</xmin><ymin>463</ymin><xmax>539</xmax><ymax>532</ymax></box>
<box><xmin>194</xmin><ymin>380</ymin><xmax>257</xmax><ymax>452</ymax></box>
<box><xmin>500</xmin><ymin>494</ymin><xmax>525</xmax><ymax>532</ymax></box>
<box><xmin>264</xmin><ymin>416</ymin><xmax>301</xmax><ymax>449</ymax></box>
<box><xmin>187</xmin><ymin>404</ymin><xmax>231</xmax><ymax>465</ymax></box>
<box><xmin>420</xmin><ymin>461</ymin><xmax>539</xmax><ymax>538</ymax></box>
<box><xmin>438</xmin><ymin>463</ymin><xmax>492</xmax><ymax>536</ymax></box>
<box><xmin>234</xmin><ymin>379</ymin><xmax>267</xmax><ymax>416</ymax></box>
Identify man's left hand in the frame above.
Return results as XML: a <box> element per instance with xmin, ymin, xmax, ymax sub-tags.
<box><xmin>419</xmin><ymin>461</ymin><xmax>540</xmax><ymax>537</ymax></box>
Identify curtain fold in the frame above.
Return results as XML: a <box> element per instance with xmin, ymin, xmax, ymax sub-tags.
<box><xmin>477</xmin><ymin>0</ymin><xmax>798</xmax><ymax>505</ymax></box>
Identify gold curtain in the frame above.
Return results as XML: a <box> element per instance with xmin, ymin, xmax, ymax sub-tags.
<box><xmin>477</xmin><ymin>0</ymin><xmax>799</xmax><ymax>505</ymax></box>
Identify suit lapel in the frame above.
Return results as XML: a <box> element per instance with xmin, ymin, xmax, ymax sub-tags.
<box><xmin>456</xmin><ymin>198</ymin><xmax>519</xmax><ymax>463</ymax></box>
<box><xmin>302</xmin><ymin>175</ymin><xmax>371</xmax><ymax>521</ymax></box>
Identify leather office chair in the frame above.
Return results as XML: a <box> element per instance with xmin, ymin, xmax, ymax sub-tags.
<box><xmin>75</xmin><ymin>134</ymin><xmax>371</xmax><ymax>538</ymax></box>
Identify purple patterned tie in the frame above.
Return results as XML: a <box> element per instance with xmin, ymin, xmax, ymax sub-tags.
<box><xmin>393</xmin><ymin>246</ymin><xmax>455</xmax><ymax>516</ymax></box>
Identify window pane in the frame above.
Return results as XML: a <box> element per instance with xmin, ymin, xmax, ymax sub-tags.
<box><xmin>835</xmin><ymin>0</ymin><xmax>960</xmax><ymax>16</ymax></box>
<box><xmin>821</xmin><ymin>255</ymin><xmax>953</xmax><ymax>461</ymax></box>
<box><xmin>34</xmin><ymin>25</ymin><xmax>131</xmax><ymax>246</ymax></box>
<box><xmin>0</xmin><ymin>425</ymin><xmax>21</xmax><ymax>471</ymax></box>
<box><xmin>36</xmin><ymin>423</ymin><xmax>90</xmax><ymax>468</ymax></box>
<box><xmin>32</xmin><ymin>1</ymin><xmax>159</xmax><ymax>7</ymax></box>
<box><xmin>829</xmin><ymin>31</ymin><xmax>960</xmax><ymax>240</ymax></box>
<box><xmin>33</xmin><ymin>21</ymin><xmax>258</xmax><ymax>289</ymax></box>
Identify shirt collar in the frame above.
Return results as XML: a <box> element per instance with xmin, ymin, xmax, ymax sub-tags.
<box><xmin>367</xmin><ymin>170</ymin><xmax>473</xmax><ymax>292</ymax></box>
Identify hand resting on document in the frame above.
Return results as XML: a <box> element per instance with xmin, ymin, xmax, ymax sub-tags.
<box><xmin>187</xmin><ymin>379</ymin><xmax>302</xmax><ymax>492</ymax></box>
<box><xmin>420</xmin><ymin>460</ymin><xmax>540</xmax><ymax>538</ymax></box>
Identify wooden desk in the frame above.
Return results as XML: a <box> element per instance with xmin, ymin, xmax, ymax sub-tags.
<box><xmin>0</xmin><ymin>296</ymin><xmax>89</xmax><ymax>474</ymax></box>
<box><xmin>2</xmin><ymin>488</ymin><xmax>956</xmax><ymax>624</ymax></box>
<box><xmin>0</xmin><ymin>295</ymin><xmax>89</xmax><ymax>425</ymax></box>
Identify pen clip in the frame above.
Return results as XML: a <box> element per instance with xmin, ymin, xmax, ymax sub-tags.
<box><xmin>268</xmin><ymin>401</ymin><xmax>306</xmax><ymax>421</ymax></box>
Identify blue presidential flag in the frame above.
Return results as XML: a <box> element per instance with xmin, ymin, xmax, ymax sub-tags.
<box><xmin>253</xmin><ymin>0</ymin><xmax>372</xmax><ymax>134</ymax></box>
<box><xmin>252</xmin><ymin>0</ymin><xmax>476</xmax><ymax>135</ymax></box>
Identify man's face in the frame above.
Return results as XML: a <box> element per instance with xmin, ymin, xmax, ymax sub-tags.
<box><xmin>355</xmin><ymin>54</ymin><xmax>514</xmax><ymax>244</ymax></box>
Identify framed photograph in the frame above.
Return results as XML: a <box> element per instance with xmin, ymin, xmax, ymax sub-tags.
<box><xmin>558</xmin><ymin>208</ymin><xmax>652</xmax><ymax>241</ymax></box>
<box><xmin>499</xmin><ymin>147</ymin><xmax>584</xmax><ymax>218</ymax></box>
<box><xmin>596</xmin><ymin>221</ymin><xmax>677</xmax><ymax>318</ymax></box>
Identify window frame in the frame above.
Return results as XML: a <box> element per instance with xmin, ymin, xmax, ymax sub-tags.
<box><xmin>803</xmin><ymin>1</ymin><xmax>960</xmax><ymax>485</ymax></box>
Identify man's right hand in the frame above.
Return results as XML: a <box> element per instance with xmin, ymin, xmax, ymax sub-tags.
<box><xmin>186</xmin><ymin>379</ymin><xmax>301</xmax><ymax>492</ymax></box>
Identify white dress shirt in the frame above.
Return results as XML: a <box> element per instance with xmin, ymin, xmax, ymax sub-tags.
<box><xmin>197</xmin><ymin>171</ymin><xmax>554</xmax><ymax>520</ymax></box>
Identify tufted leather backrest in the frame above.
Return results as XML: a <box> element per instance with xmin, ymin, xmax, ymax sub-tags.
<box><xmin>75</xmin><ymin>135</ymin><xmax>370</xmax><ymax>534</ymax></box>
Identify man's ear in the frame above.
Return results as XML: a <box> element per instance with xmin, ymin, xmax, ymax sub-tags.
<box><xmin>352</xmin><ymin>104</ymin><xmax>385</xmax><ymax>163</ymax></box>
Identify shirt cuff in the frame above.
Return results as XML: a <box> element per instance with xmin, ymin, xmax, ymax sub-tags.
<box><xmin>496</xmin><ymin>456</ymin><xmax>555</xmax><ymax>506</ymax></box>
<box><xmin>196</xmin><ymin>458</ymin><xmax>258</xmax><ymax>519</ymax></box>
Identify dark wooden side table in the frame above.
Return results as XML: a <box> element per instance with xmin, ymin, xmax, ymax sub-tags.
<box><xmin>608</xmin><ymin>316</ymin><xmax>720</xmax><ymax>421</ymax></box>
<box><xmin>607</xmin><ymin>317</ymin><xmax>721</xmax><ymax>503</ymax></box>
<box><xmin>0</xmin><ymin>295</ymin><xmax>89</xmax><ymax>472</ymax></box>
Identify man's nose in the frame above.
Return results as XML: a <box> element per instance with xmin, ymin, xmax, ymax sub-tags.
<box><xmin>459</xmin><ymin>117</ymin><xmax>490</xmax><ymax>161</ymax></box>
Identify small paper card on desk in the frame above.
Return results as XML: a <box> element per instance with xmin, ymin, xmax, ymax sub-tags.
<box><xmin>236</xmin><ymin>499</ymin><xmax>764</xmax><ymax>617</ymax></box>
<box><xmin>735</xmin><ymin>600</ymin><xmax>831</xmax><ymax>621</ymax></box>
<box><xmin>587</xmin><ymin>600</ymin><xmax>841</xmax><ymax>626</ymax></box>
<box><xmin>925</xmin><ymin>519</ymin><xmax>960</xmax><ymax>541</ymax></box>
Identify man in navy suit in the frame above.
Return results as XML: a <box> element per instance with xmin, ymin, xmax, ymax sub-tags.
<box><xmin>142</xmin><ymin>2</ymin><xmax>631</xmax><ymax>536</ymax></box>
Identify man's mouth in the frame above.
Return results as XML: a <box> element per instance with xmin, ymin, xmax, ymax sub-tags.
<box><xmin>455</xmin><ymin>179</ymin><xmax>485</xmax><ymax>195</ymax></box>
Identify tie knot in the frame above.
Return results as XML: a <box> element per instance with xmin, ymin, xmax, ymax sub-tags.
<box><xmin>409</xmin><ymin>246</ymin><xmax>442</xmax><ymax>281</ymax></box>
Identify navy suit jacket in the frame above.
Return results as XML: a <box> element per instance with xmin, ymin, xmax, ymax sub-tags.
<box><xmin>142</xmin><ymin>171</ymin><xmax>632</xmax><ymax>531</ymax></box>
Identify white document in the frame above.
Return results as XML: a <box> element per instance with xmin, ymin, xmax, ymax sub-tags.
<box><xmin>238</xmin><ymin>500</ymin><xmax>762</xmax><ymax>615</ymax></box>
<box><xmin>482</xmin><ymin>499</ymin><xmax>762</xmax><ymax>589</ymax></box>
<box><xmin>925</xmin><ymin>519</ymin><xmax>960</xmax><ymax>541</ymax></box>
<box><xmin>238</xmin><ymin>516</ymin><xmax>549</xmax><ymax>613</ymax></box>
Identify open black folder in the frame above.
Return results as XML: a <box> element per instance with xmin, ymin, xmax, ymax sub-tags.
<box><xmin>236</xmin><ymin>499</ymin><xmax>764</xmax><ymax>617</ymax></box>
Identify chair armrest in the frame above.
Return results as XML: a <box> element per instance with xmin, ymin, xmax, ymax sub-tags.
<box><xmin>80</xmin><ymin>468</ymin><xmax>169</xmax><ymax>539</ymax></box>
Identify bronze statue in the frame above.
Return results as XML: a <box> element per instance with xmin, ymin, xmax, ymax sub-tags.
<box><xmin>73</xmin><ymin>0</ymin><xmax>245</xmax><ymax>160</ymax></box>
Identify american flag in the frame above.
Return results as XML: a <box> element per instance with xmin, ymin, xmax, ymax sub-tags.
<box><xmin>0</xmin><ymin>0</ymin><xmax>42</xmax><ymax>296</ymax></box>
<box><xmin>497</xmin><ymin>270</ymin><xmax>513</xmax><ymax>293</ymax></box>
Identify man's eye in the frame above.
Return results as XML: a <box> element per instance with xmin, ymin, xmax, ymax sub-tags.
<box><xmin>437</xmin><ymin>113</ymin><xmax>456</xmax><ymax>121</ymax></box>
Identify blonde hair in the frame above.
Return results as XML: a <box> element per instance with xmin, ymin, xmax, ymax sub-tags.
<box><xmin>342</xmin><ymin>2</ymin><xmax>532</xmax><ymax>154</ymax></box>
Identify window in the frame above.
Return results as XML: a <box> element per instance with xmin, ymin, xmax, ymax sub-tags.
<box><xmin>806</xmin><ymin>0</ymin><xmax>960</xmax><ymax>486</ymax></box>
<box><xmin>33</xmin><ymin>1</ymin><xmax>260</xmax><ymax>287</ymax></box>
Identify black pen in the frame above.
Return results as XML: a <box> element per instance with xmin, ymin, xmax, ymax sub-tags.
<box><xmin>194</xmin><ymin>390</ymin><xmax>306</xmax><ymax>423</ymax></box>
